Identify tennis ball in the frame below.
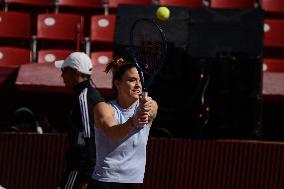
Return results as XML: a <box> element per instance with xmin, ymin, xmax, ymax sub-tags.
<box><xmin>156</xmin><ymin>6</ymin><xmax>170</xmax><ymax>21</ymax></box>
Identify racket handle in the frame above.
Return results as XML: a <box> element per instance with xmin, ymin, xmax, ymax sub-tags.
<box><xmin>142</xmin><ymin>92</ymin><xmax>148</xmax><ymax>99</ymax></box>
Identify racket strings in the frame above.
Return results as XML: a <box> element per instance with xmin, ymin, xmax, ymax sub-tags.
<box><xmin>132</xmin><ymin>21</ymin><xmax>165</xmax><ymax>75</ymax></box>
<box><xmin>130</xmin><ymin>18</ymin><xmax>167</xmax><ymax>91</ymax></box>
<box><xmin>136</xmin><ymin>40</ymin><xmax>163</xmax><ymax>75</ymax></box>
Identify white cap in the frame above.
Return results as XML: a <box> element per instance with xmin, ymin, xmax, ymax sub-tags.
<box><xmin>55</xmin><ymin>52</ymin><xmax>93</xmax><ymax>75</ymax></box>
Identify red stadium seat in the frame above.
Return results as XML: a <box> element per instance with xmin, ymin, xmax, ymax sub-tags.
<box><xmin>90</xmin><ymin>14</ymin><xmax>116</xmax><ymax>43</ymax></box>
<box><xmin>91</xmin><ymin>51</ymin><xmax>113</xmax><ymax>66</ymax></box>
<box><xmin>0</xmin><ymin>47</ymin><xmax>31</xmax><ymax>65</ymax></box>
<box><xmin>55</xmin><ymin>0</ymin><xmax>102</xmax><ymax>9</ymax></box>
<box><xmin>263</xmin><ymin>59</ymin><xmax>284</xmax><ymax>72</ymax></box>
<box><xmin>54</xmin><ymin>0</ymin><xmax>103</xmax><ymax>14</ymax></box>
<box><xmin>53</xmin><ymin>1</ymin><xmax>103</xmax><ymax>39</ymax></box>
<box><xmin>90</xmin><ymin>51</ymin><xmax>113</xmax><ymax>94</ymax></box>
<box><xmin>264</xmin><ymin>19</ymin><xmax>284</xmax><ymax>47</ymax></box>
<box><xmin>33</xmin><ymin>13</ymin><xmax>84</xmax><ymax>61</ymax></box>
<box><xmin>261</xmin><ymin>0</ymin><xmax>284</xmax><ymax>14</ymax></box>
<box><xmin>4</xmin><ymin>0</ymin><xmax>53</xmax><ymax>6</ymax></box>
<box><xmin>107</xmin><ymin>0</ymin><xmax>152</xmax><ymax>8</ymax></box>
<box><xmin>0</xmin><ymin>11</ymin><xmax>30</xmax><ymax>40</ymax></box>
<box><xmin>36</xmin><ymin>13</ymin><xmax>84</xmax><ymax>42</ymax></box>
<box><xmin>159</xmin><ymin>0</ymin><xmax>203</xmax><ymax>7</ymax></box>
<box><xmin>37</xmin><ymin>49</ymin><xmax>74</xmax><ymax>63</ymax></box>
<box><xmin>103</xmin><ymin>0</ymin><xmax>152</xmax><ymax>14</ymax></box>
<box><xmin>3</xmin><ymin>0</ymin><xmax>53</xmax><ymax>11</ymax></box>
<box><xmin>85</xmin><ymin>14</ymin><xmax>116</xmax><ymax>54</ymax></box>
<box><xmin>0</xmin><ymin>11</ymin><xmax>30</xmax><ymax>48</ymax></box>
<box><xmin>210</xmin><ymin>0</ymin><xmax>256</xmax><ymax>9</ymax></box>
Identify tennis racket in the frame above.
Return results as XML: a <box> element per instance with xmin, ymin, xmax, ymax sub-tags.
<box><xmin>129</xmin><ymin>18</ymin><xmax>167</xmax><ymax>99</ymax></box>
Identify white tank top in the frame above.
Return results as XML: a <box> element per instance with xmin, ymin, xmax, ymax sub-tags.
<box><xmin>92</xmin><ymin>100</ymin><xmax>150</xmax><ymax>183</ymax></box>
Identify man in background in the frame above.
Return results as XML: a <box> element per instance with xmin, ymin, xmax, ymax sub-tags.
<box><xmin>55</xmin><ymin>52</ymin><xmax>105</xmax><ymax>189</ymax></box>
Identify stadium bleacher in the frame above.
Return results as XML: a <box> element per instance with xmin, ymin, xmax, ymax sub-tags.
<box><xmin>37</xmin><ymin>49</ymin><xmax>73</xmax><ymax>63</ymax></box>
<box><xmin>54</xmin><ymin>0</ymin><xmax>102</xmax><ymax>11</ymax></box>
<box><xmin>264</xmin><ymin>19</ymin><xmax>284</xmax><ymax>48</ymax></box>
<box><xmin>3</xmin><ymin>0</ymin><xmax>54</xmax><ymax>11</ymax></box>
<box><xmin>32</xmin><ymin>13</ymin><xmax>84</xmax><ymax>61</ymax></box>
<box><xmin>91</xmin><ymin>50</ymin><xmax>113</xmax><ymax>66</ymax></box>
<box><xmin>261</xmin><ymin>0</ymin><xmax>284</xmax><ymax>14</ymax></box>
<box><xmin>0</xmin><ymin>47</ymin><xmax>30</xmax><ymax>65</ymax></box>
<box><xmin>263</xmin><ymin>58</ymin><xmax>284</xmax><ymax>72</ymax></box>
<box><xmin>85</xmin><ymin>13</ymin><xmax>116</xmax><ymax>54</ymax></box>
<box><xmin>210</xmin><ymin>0</ymin><xmax>256</xmax><ymax>8</ymax></box>
<box><xmin>159</xmin><ymin>0</ymin><xmax>204</xmax><ymax>7</ymax></box>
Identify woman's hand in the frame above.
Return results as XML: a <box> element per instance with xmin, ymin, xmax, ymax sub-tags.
<box><xmin>133</xmin><ymin>96</ymin><xmax>158</xmax><ymax>127</ymax></box>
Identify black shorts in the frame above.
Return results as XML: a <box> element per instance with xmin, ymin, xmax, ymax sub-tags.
<box><xmin>87</xmin><ymin>180</ymin><xmax>133</xmax><ymax>189</ymax></box>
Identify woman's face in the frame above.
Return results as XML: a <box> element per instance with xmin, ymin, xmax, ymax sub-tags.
<box><xmin>115</xmin><ymin>67</ymin><xmax>142</xmax><ymax>100</ymax></box>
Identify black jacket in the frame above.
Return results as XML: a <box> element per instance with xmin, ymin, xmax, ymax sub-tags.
<box><xmin>66</xmin><ymin>80</ymin><xmax>104</xmax><ymax>183</ymax></box>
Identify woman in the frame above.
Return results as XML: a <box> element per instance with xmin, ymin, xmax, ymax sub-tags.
<box><xmin>88</xmin><ymin>58</ymin><xmax>158</xmax><ymax>189</ymax></box>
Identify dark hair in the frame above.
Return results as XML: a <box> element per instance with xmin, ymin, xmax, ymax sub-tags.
<box><xmin>105</xmin><ymin>57</ymin><xmax>136</xmax><ymax>97</ymax></box>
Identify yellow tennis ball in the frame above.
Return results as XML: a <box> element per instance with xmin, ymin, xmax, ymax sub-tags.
<box><xmin>156</xmin><ymin>6</ymin><xmax>170</xmax><ymax>21</ymax></box>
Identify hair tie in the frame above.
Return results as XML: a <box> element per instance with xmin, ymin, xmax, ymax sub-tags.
<box><xmin>105</xmin><ymin>57</ymin><xmax>127</xmax><ymax>73</ymax></box>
